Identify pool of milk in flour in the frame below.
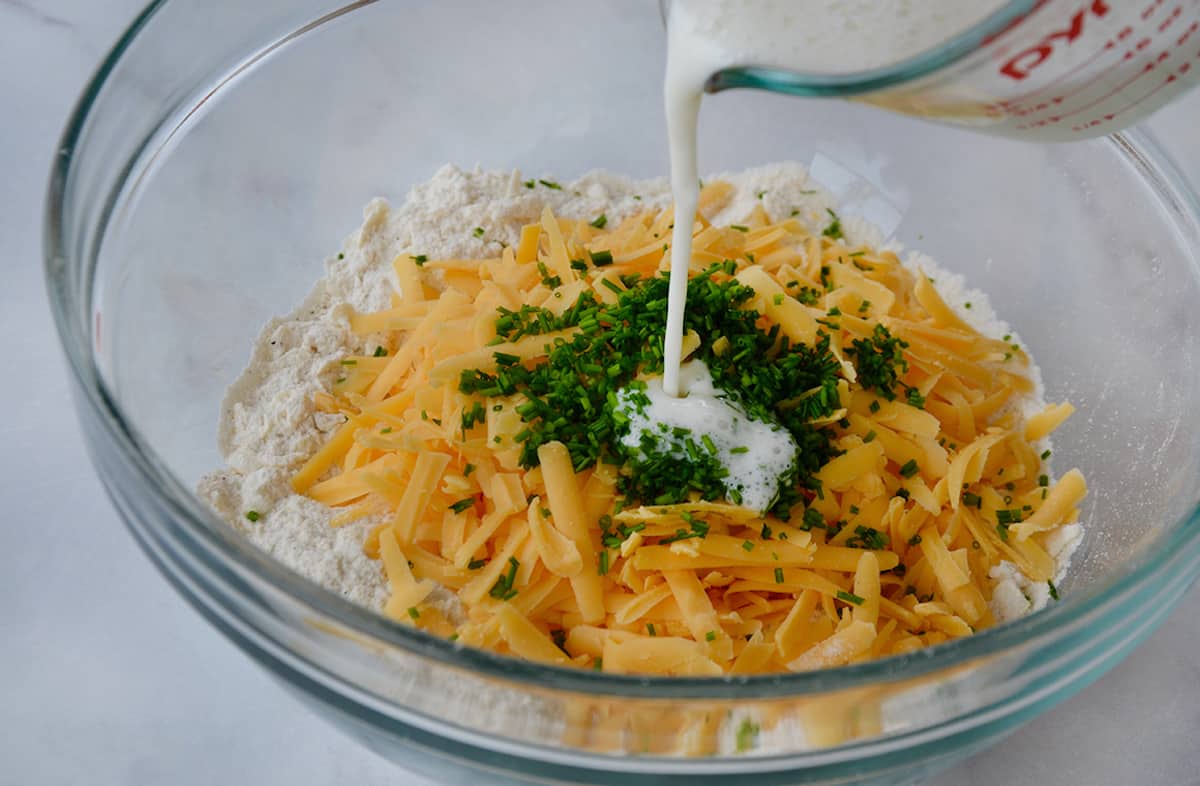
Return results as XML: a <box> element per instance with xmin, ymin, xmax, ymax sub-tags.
<box><xmin>616</xmin><ymin>361</ymin><xmax>798</xmax><ymax>513</ymax></box>
<box><xmin>660</xmin><ymin>0</ymin><xmax>1008</xmax><ymax>394</ymax></box>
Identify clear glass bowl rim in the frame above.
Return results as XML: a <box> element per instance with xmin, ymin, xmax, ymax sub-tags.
<box><xmin>43</xmin><ymin>0</ymin><xmax>1200</xmax><ymax>702</ymax></box>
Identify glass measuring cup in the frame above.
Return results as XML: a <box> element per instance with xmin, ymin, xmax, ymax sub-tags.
<box><xmin>694</xmin><ymin>0</ymin><xmax>1199</xmax><ymax>141</ymax></box>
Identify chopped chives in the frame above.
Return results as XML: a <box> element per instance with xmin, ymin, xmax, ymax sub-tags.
<box><xmin>488</xmin><ymin>557</ymin><xmax>521</xmax><ymax>600</ymax></box>
<box><xmin>996</xmin><ymin>508</ymin><xmax>1024</xmax><ymax>525</ymax></box>
<box><xmin>457</xmin><ymin>262</ymin><xmax>844</xmax><ymax>513</ymax></box>
<box><xmin>735</xmin><ymin>720</ymin><xmax>759</xmax><ymax>753</ymax></box>
<box><xmin>836</xmin><ymin>590</ymin><xmax>864</xmax><ymax>605</ymax></box>
<box><xmin>821</xmin><ymin>208</ymin><xmax>843</xmax><ymax>239</ymax></box>
<box><xmin>589</xmin><ymin>249</ymin><xmax>614</xmax><ymax>267</ymax></box>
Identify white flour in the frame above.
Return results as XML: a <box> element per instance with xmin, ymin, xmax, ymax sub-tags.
<box><xmin>197</xmin><ymin>161</ymin><xmax>1078</xmax><ymax>622</ymax></box>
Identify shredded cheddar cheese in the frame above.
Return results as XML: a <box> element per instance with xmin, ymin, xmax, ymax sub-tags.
<box><xmin>293</xmin><ymin>185</ymin><xmax>1085</xmax><ymax>675</ymax></box>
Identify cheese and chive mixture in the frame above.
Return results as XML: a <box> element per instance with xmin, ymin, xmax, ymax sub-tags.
<box><xmin>233</xmin><ymin>171</ymin><xmax>1086</xmax><ymax>676</ymax></box>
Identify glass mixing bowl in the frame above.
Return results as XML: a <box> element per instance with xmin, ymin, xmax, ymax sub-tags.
<box><xmin>45</xmin><ymin>1</ymin><xmax>1200</xmax><ymax>784</ymax></box>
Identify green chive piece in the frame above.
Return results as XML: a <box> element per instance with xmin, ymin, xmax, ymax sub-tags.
<box><xmin>735</xmin><ymin>720</ymin><xmax>759</xmax><ymax>752</ymax></box>
<box><xmin>589</xmin><ymin>249</ymin><xmax>614</xmax><ymax>267</ymax></box>
<box><xmin>836</xmin><ymin>590</ymin><xmax>865</xmax><ymax>605</ymax></box>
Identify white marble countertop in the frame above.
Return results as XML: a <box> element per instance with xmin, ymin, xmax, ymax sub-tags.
<box><xmin>3</xmin><ymin>2</ymin><xmax>1199</xmax><ymax>784</ymax></box>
